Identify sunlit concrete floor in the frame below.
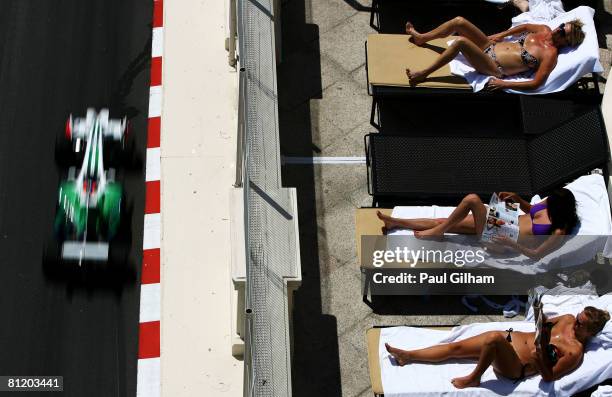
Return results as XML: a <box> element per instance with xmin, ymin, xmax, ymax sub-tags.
<box><xmin>278</xmin><ymin>1</ymin><xmax>612</xmax><ymax>396</ymax></box>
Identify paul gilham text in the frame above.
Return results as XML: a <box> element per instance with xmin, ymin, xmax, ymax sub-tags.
<box><xmin>372</xmin><ymin>272</ymin><xmax>495</xmax><ymax>285</ymax></box>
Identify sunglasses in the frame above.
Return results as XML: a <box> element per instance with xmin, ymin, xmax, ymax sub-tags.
<box><xmin>557</xmin><ymin>23</ymin><xmax>567</xmax><ymax>37</ymax></box>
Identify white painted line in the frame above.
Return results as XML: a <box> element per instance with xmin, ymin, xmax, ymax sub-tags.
<box><xmin>282</xmin><ymin>156</ymin><xmax>366</xmax><ymax>164</ymax></box>
<box><xmin>136</xmin><ymin>357</ymin><xmax>161</xmax><ymax>397</ymax></box>
<box><xmin>139</xmin><ymin>283</ymin><xmax>161</xmax><ymax>323</ymax></box>
<box><xmin>149</xmin><ymin>86</ymin><xmax>163</xmax><ymax>118</ymax></box>
<box><xmin>146</xmin><ymin>147</ymin><xmax>161</xmax><ymax>182</ymax></box>
<box><xmin>152</xmin><ymin>27</ymin><xmax>164</xmax><ymax>58</ymax></box>
<box><xmin>143</xmin><ymin>213</ymin><xmax>161</xmax><ymax>250</ymax></box>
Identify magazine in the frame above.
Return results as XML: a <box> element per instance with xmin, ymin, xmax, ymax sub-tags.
<box><xmin>481</xmin><ymin>193</ymin><xmax>520</xmax><ymax>243</ymax></box>
<box><xmin>532</xmin><ymin>292</ymin><xmax>544</xmax><ymax>347</ymax></box>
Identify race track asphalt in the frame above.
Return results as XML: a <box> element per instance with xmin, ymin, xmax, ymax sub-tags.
<box><xmin>0</xmin><ymin>1</ymin><xmax>152</xmax><ymax>396</ymax></box>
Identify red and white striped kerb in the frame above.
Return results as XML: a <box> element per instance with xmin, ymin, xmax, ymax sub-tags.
<box><xmin>137</xmin><ymin>0</ymin><xmax>163</xmax><ymax>396</ymax></box>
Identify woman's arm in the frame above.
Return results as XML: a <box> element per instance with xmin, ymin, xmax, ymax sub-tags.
<box><xmin>490</xmin><ymin>23</ymin><xmax>547</xmax><ymax>41</ymax></box>
<box><xmin>499</xmin><ymin>192</ymin><xmax>532</xmax><ymax>213</ymax></box>
<box><xmin>495</xmin><ymin>229</ymin><xmax>565</xmax><ymax>260</ymax></box>
<box><xmin>533</xmin><ymin>345</ymin><xmax>582</xmax><ymax>382</ymax></box>
<box><xmin>491</xmin><ymin>49</ymin><xmax>557</xmax><ymax>91</ymax></box>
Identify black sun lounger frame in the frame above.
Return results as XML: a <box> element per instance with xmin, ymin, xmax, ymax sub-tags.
<box><xmin>365</xmin><ymin>107</ymin><xmax>610</xmax><ymax>207</ymax></box>
<box><xmin>369</xmin><ymin>0</ymin><xmax>507</xmax><ymax>31</ymax></box>
<box><xmin>364</xmin><ymin>40</ymin><xmax>603</xmax><ymax>129</ymax></box>
<box><xmin>366</xmin><ymin>44</ymin><xmax>603</xmax><ymax>130</ymax></box>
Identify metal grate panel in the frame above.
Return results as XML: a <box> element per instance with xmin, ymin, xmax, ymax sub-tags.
<box><xmin>237</xmin><ymin>0</ymin><xmax>300</xmax><ymax>396</ymax></box>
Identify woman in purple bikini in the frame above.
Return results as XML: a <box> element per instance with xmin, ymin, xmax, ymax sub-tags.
<box><xmin>403</xmin><ymin>16</ymin><xmax>585</xmax><ymax>90</ymax></box>
<box><xmin>377</xmin><ymin>188</ymin><xmax>579</xmax><ymax>259</ymax></box>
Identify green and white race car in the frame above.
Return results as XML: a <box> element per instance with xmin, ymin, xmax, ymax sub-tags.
<box><xmin>47</xmin><ymin>108</ymin><xmax>131</xmax><ymax>265</ymax></box>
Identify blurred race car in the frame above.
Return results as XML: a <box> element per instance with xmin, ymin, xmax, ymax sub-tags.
<box><xmin>46</xmin><ymin>108</ymin><xmax>131</xmax><ymax>266</ymax></box>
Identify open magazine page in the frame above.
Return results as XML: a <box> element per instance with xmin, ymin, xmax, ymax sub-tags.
<box><xmin>481</xmin><ymin>193</ymin><xmax>521</xmax><ymax>243</ymax></box>
<box><xmin>533</xmin><ymin>293</ymin><xmax>544</xmax><ymax>347</ymax></box>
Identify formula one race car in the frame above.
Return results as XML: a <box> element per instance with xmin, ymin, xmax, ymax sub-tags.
<box><xmin>45</xmin><ymin>108</ymin><xmax>131</xmax><ymax>266</ymax></box>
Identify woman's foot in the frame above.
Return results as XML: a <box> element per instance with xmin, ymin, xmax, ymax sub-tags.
<box><xmin>512</xmin><ymin>0</ymin><xmax>529</xmax><ymax>12</ymax></box>
<box><xmin>406</xmin><ymin>68</ymin><xmax>427</xmax><ymax>86</ymax></box>
<box><xmin>377</xmin><ymin>211</ymin><xmax>400</xmax><ymax>234</ymax></box>
<box><xmin>385</xmin><ymin>343</ymin><xmax>410</xmax><ymax>366</ymax></box>
<box><xmin>451</xmin><ymin>374</ymin><xmax>480</xmax><ymax>389</ymax></box>
<box><xmin>405</xmin><ymin>21</ymin><xmax>425</xmax><ymax>45</ymax></box>
<box><xmin>414</xmin><ymin>226</ymin><xmax>444</xmax><ymax>239</ymax></box>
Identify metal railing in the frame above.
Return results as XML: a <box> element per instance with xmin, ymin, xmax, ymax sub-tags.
<box><xmin>234</xmin><ymin>0</ymin><xmax>301</xmax><ymax>396</ymax></box>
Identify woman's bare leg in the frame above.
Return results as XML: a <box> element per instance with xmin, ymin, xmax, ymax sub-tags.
<box><xmin>377</xmin><ymin>212</ymin><xmax>477</xmax><ymax>235</ymax></box>
<box><xmin>407</xmin><ymin>36</ymin><xmax>502</xmax><ymax>86</ymax></box>
<box><xmin>414</xmin><ymin>194</ymin><xmax>487</xmax><ymax>238</ymax></box>
<box><xmin>377</xmin><ymin>211</ymin><xmax>441</xmax><ymax>233</ymax></box>
<box><xmin>406</xmin><ymin>16</ymin><xmax>490</xmax><ymax>49</ymax></box>
<box><xmin>445</xmin><ymin>216</ymin><xmax>480</xmax><ymax>234</ymax></box>
<box><xmin>512</xmin><ymin>0</ymin><xmax>529</xmax><ymax>12</ymax></box>
<box><xmin>451</xmin><ymin>333</ymin><xmax>524</xmax><ymax>389</ymax></box>
<box><xmin>385</xmin><ymin>332</ymin><xmax>486</xmax><ymax>365</ymax></box>
<box><xmin>385</xmin><ymin>332</ymin><xmax>524</xmax><ymax>389</ymax></box>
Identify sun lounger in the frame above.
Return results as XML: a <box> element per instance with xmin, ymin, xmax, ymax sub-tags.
<box><xmin>367</xmin><ymin>328</ymin><xmax>385</xmax><ymax>396</ymax></box>
<box><xmin>365</xmin><ymin>107</ymin><xmax>609</xmax><ymax>206</ymax></box>
<box><xmin>364</xmin><ymin>33</ymin><xmax>599</xmax><ymax>129</ymax></box>
<box><xmin>366</xmin><ymin>294</ymin><xmax>612</xmax><ymax>396</ymax></box>
<box><xmin>366</xmin><ymin>326</ymin><xmax>455</xmax><ymax>397</ymax></box>
<box><xmin>365</xmin><ymin>34</ymin><xmax>485</xmax><ymax>128</ymax></box>
<box><xmin>356</xmin><ymin>173</ymin><xmax>612</xmax><ymax>302</ymax></box>
<box><xmin>366</xmin><ymin>6</ymin><xmax>603</xmax><ymax>128</ymax></box>
<box><xmin>366</xmin><ymin>34</ymin><xmax>470</xmax><ymax>91</ymax></box>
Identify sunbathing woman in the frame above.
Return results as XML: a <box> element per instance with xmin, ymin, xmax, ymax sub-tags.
<box><xmin>377</xmin><ymin>189</ymin><xmax>578</xmax><ymax>259</ymax></box>
<box><xmin>385</xmin><ymin>306</ymin><xmax>610</xmax><ymax>388</ymax></box>
<box><xmin>404</xmin><ymin>17</ymin><xmax>585</xmax><ymax>90</ymax></box>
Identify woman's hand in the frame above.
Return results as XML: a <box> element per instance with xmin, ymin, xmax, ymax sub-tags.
<box><xmin>492</xmin><ymin>236</ymin><xmax>518</xmax><ymax>249</ymax></box>
<box><xmin>486</xmin><ymin>78</ymin><xmax>507</xmax><ymax>91</ymax></box>
<box><xmin>499</xmin><ymin>192</ymin><xmax>518</xmax><ymax>202</ymax></box>
<box><xmin>487</xmin><ymin>33</ymin><xmax>504</xmax><ymax>43</ymax></box>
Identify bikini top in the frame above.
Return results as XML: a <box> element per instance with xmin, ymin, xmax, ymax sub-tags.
<box><xmin>530</xmin><ymin>202</ymin><xmax>552</xmax><ymax>235</ymax></box>
<box><xmin>516</xmin><ymin>32</ymin><xmax>540</xmax><ymax>70</ymax></box>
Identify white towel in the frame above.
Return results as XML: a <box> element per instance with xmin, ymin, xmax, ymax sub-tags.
<box><xmin>380</xmin><ymin>318</ymin><xmax>612</xmax><ymax>396</ymax></box>
<box><xmin>513</xmin><ymin>0</ymin><xmax>566</xmax><ymax>24</ymax></box>
<box><xmin>449</xmin><ymin>6</ymin><xmax>603</xmax><ymax>94</ymax></box>
<box><xmin>592</xmin><ymin>385</ymin><xmax>612</xmax><ymax>397</ymax></box>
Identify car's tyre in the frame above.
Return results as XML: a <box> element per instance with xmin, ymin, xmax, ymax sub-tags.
<box><xmin>103</xmin><ymin>139</ymin><xmax>122</xmax><ymax>168</ymax></box>
<box><xmin>55</xmin><ymin>128</ymin><xmax>74</xmax><ymax>166</ymax></box>
<box><xmin>108</xmin><ymin>240</ymin><xmax>129</xmax><ymax>267</ymax></box>
<box><xmin>108</xmin><ymin>193</ymin><xmax>131</xmax><ymax>267</ymax></box>
<box><xmin>104</xmin><ymin>129</ymin><xmax>135</xmax><ymax>168</ymax></box>
<box><xmin>55</xmin><ymin>128</ymin><xmax>85</xmax><ymax>166</ymax></box>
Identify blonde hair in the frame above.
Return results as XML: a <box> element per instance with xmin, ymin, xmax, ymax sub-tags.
<box><xmin>584</xmin><ymin>306</ymin><xmax>610</xmax><ymax>335</ymax></box>
<box><xmin>566</xmin><ymin>19</ymin><xmax>585</xmax><ymax>47</ymax></box>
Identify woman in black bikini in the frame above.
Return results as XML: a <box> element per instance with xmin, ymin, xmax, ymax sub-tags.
<box><xmin>385</xmin><ymin>306</ymin><xmax>610</xmax><ymax>388</ymax></box>
<box><xmin>404</xmin><ymin>17</ymin><xmax>585</xmax><ymax>90</ymax></box>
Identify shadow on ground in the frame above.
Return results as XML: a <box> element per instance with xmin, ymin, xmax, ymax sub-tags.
<box><xmin>365</xmin><ymin>295</ymin><xmax>526</xmax><ymax>316</ymax></box>
<box><xmin>279</xmin><ymin>0</ymin><xmax>343</xmax><ymax>396</ymax></box>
